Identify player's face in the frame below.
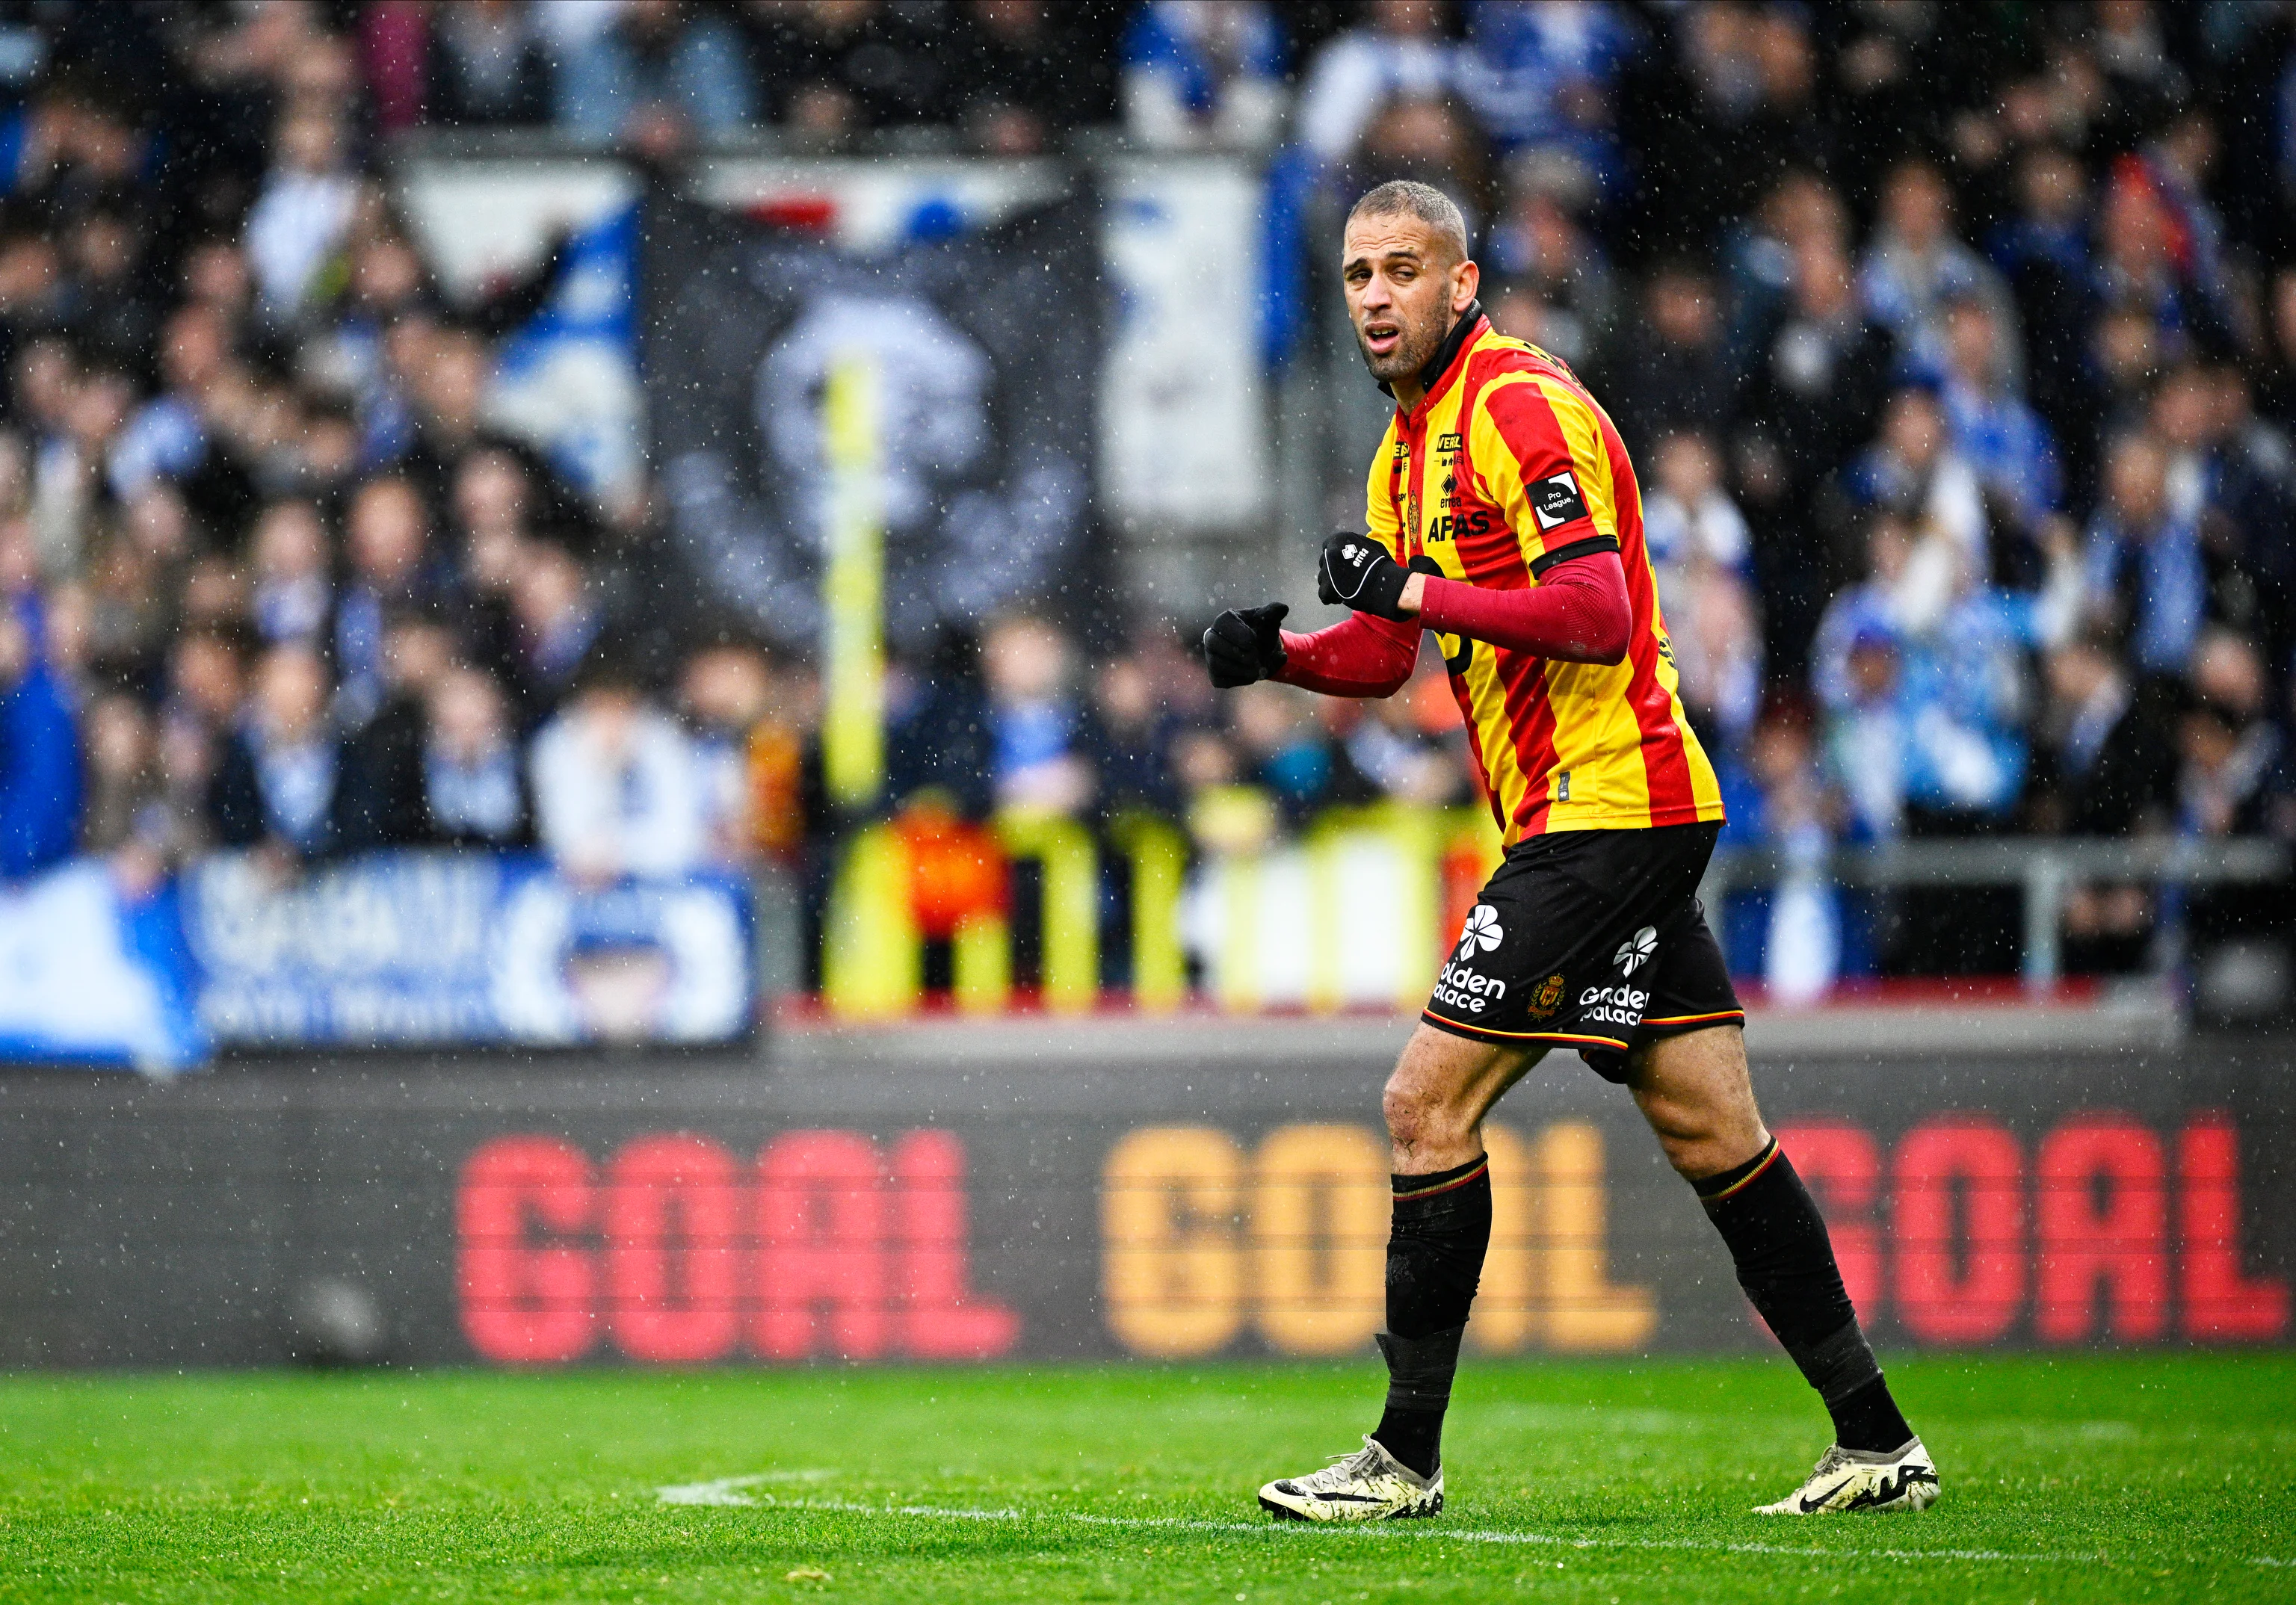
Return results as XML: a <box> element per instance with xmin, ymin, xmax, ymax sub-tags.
<box><xmin>1341</xmin><ymin>217</ymin><xmax>1477</xmax><ymax>388</ymax></box>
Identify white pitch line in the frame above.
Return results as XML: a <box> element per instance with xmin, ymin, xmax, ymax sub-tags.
<box><xmin>655</xmin><ymin>1485</ymin><xmax>2108</xmax><ymax>1568</ymax></box>
<box><xmin>656</xmin><ymin>1471</ymin><xmax>836</xmax><ymax>1506</ymax></box>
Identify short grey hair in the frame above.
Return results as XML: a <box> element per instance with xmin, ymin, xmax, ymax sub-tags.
<box><xmin>1346</xmin><ymin>180</ymin><xmax>1471</xmax><ymax>265</ymax></box>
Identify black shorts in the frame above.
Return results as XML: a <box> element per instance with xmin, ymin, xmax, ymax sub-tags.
<box><xmin>1421</xmin><ymin>819</ymin><xmax>1742</xmax><ymax>1083</ymax></box>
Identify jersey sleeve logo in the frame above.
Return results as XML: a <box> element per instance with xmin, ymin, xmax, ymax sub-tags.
<box><xmin>1529</xmin><ymin>470</ymin><xmax>1589</xmax><ymax>531</ymax></box>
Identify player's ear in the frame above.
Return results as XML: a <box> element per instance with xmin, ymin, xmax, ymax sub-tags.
<box><xmin>1453</xmin><ymin>258</ymin><xmax>1480</xmax><ymax>315</ymax></box>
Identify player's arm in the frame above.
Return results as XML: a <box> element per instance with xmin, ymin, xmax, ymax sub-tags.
<box><xmin>1414</xmin><ymin>550</ymin><xmax>1629</xmax><ymax>664</ymax></box>
<box><xmin>1201</xmin><ymin>600</ymin><xmax>1418</xmax><ymax>698</ymax></box>
<box><xmin>1369</xmin><ymin>374</ymin><xmax>1634</xmax><ymax>664</ymax></box>
<box><xmin>1315</xmin><ymin>526</ymin><xmax>1629</xmax><ymax>666</ymax></box>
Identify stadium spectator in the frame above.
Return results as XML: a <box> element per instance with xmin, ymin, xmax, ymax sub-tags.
<box><xmin>1939</xmin><ymin>293</ymin><xmax>2061</xmax><ymax>537</ymax></box>
<box><xmin>678</xmin><ymin>636</ymin><xmax>782</xmax><ymax>865</ymax></box>
<box><xmin>1330</xmin><ymin>688</ymin><xmax>1460</xmax><ymax>808</ymax></box>
<box><xmin>244</xmin><ymin>103</ymin><xmax>362</xmax><ymax>318</ymax></box>
<box><xmin>209</xmin><ymin>642</ymin><xmax>345</xmax><ymax>864</ymax></box>
<box><xmin>1644</xmin><ymin>431</ymin><xmax>1761</xmax><ymax>755</ymax></box>
<box><xmin>422</xmin><ymin>664</ymin><xmax>530</xmax><ymax>849</ymax></box>
<box><xmin>427</xmin><ymin>0</ymin><xmax>553</xmax><ymax>129</ymax></box>
<box><xmin>1738</xmin><ymin>226</ymin><xmax>1897</xmax><ymax>676</ymax></box>
<box><xmin>1453</xmin><ymin>0</ymin><xmax>1631</xmax><ymax>161</ymax></box>
<box><xmin>1229</xmin><ymin>680</ymin><xmax>1340</xmax><ymax>824</ymax></box>
<box><xmin>111</xmin><ymin>306</ymin><xmax>232</xmax><ymax>504</ymax></box>
<box><xmin>550</xmin><ymin>0</ymin><xmax>756</xmax><ymax>146</ymax></box>
<box><xmin>1084</xmin><ymin>647</ymin><xmax>1183</xmax><ymax>820</ymax></box>
<box><xmin>508</xmin><ymin>539</ymin><xmax>602</xmax><ymax>721</ymax></box>
<box><xmin>1813</xmin><ymin>542</ymin><xmax>1910</xmax><ymax>847</ymax></box>
<box><xmin>247</xmin><ymin>500</ymin><xmax>331</xmax><ymax>652</ymax></box>
<box><xmin>2040</xmin><ymin>631</ymin><xmax>2177</xmax><ymax>838</ymax></box>
<box><xmin>529</xmin><ymin>655</ymin><xmax>707</xmax><ymax>882</ymax></box>
<box><xmin>1845</xmin><ymin>387</ymin><xmax>1989</xmax><ymax>607</ymax></box>
<box><xmin>2085</xmin><ymin>430</ymin><xmax>2206</xmax><ymax>675</ymax></box>
<box><xmin>982</xmin><ymin>614</ymin><xmax>1091</xmax><ymax>816</ymax></box>
<box><xmin>953</xmin><ymin>0</ymin><xmax>1103</xmax><ymax>155</ymax></box>
<box><xmin>1639</xmin><ymin>3</ymin><xmax>1831</xmax><ymax>247</ymax></box>
<box><xmin>335</xmin><ymin>477</ymin><xmax>442</xmax><ymax>726</ymax></box>
<box><xmin>1120</xmin><ymin>0</ymin><xmax>1288</xmax><ymax>152</ymax></box>
<box><xmin>1859</xmin><ymin>155</ymin><xmax>2018</xmax><ymax>387</ymax></box>
<box><xmin>746</xmin><ymin>0</ymin><xmax>957</xmax><ymax>140</ymax></box>
<box><xmin>1293</xmin><ymin>0</ymin><xmax>1456</xmax><ymax>165</ymax></box>
<box><xmin>1741</xmin><ymin>705</ymin><xmax>1846</xmax><ymax>1004</ymax></box>
<box><xmin>1988</xmin><ymin>144</ymin><xmax>2103</xmax><ymax>500</ymax></box>
<box><xmin>0</xmin><ymin>605</ymin><xmax>75</xmax><ymax>879</ymax></box>
<box><xmin>2180</xmin><ymin>629</ymin><xmax>2279</xmax><ymax>839</ymax></box>
<box><xmin>79</xmin><ymin>689</ymin><xmax>157</xmax><ymax>856</ymax></box>
<box><xmin>1602</xmin><ymin>262</ymin><xmax>1733</xmax><ymax>448</ymax></box>
<box><xmin>1481</xmin><ymin>149</ymin><xmax>1616</xmax><ymax>372</ymax></box>
<box><xmin>339</xmin><ymin>605</ymin><xmax>463</xmax><ymax>853</ymax></box>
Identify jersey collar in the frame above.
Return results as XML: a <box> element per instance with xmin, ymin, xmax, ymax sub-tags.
<box><xmin>1379</xmin><ymin>301</ymin><xmax>1487</xmax><ymax>412</ymax></box>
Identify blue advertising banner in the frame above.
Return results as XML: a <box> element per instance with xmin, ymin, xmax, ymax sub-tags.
<box><xmin>0</xmin><ymin>861</ymin><xmax>204</xmax><ymax>1071</ymax></box>
<box><xmin>182</xmin><ymin>852</ymin><xmax>753</xmax><ymax>1051</ymax></box>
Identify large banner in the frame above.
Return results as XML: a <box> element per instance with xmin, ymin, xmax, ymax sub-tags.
<box><xmin>0</xmin><ymin>853</ymin><xmax>753</xmax><ymax>1068</ymax></box>
<box><xmin>184</xmin><ymin>852</ymin><xmax>753</xmax><ymax>1049</ymax></box>
<box><xmin>0</xmin><ymin>1032</ymin><xmax>2285</xmax><ymax>1367</ymax></box>
<box><xmin>641</xmin><ymin>181</ymin><xmax>1105</xmax><ymax>652</ymax></box>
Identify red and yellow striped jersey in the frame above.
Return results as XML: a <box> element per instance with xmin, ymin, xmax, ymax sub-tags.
<box><xmin>1368</xmin><ymin>311</ymin><xmax>1723</xmax><ymax>845</ymax></box>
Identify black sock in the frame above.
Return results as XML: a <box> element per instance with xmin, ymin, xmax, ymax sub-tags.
<box><xmin>1372</xmin><ymin>1157</ymin><xmax>1492</xmax><ymax>1477</ymax></box>
<box><xmin>1694</xmin><ymin>1139</ymin><xmax>1914</xmax><ymax>1454</ymax></box>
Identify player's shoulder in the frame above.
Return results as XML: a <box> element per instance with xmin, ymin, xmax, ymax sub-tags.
<box><xmin>1463</xmin><ymin>331</ymin><xmax>1601</xmax><ymax>439</ymax></box>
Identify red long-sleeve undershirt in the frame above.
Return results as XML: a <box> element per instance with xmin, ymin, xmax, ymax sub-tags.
<box><xmin>1276</xmin><ymin>551</ymin><xmax>1632</xmax><ymax>697</ymax></box>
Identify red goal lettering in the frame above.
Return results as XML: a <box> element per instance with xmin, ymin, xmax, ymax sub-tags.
<box><xmin>891</xmin><ymin>1130</ymin><xmax>1019</xmax><ymax>1359</ymax></box>
<box><xmin>2034</xmin><ymin>1115</ymin><xmax>2167</xmax><ymax>1343</ymax></box>
<box><xmin>605</xmin><ymin>1134</ymin><xmax>742</xmax><ymax>1364</ymax></box>
<box><xmin>753</xmin><ymin>1131</ymin><xmax>891</xmax><ymax>1360</ymax></box>
<box><xmin>457</xmin><ymin>1136</ymin><xmax>597</xmax><ymax>1364</ymax></box>
<box><xmin>1893</xmin><ymin>1117</ymin><xmax>2024</xmax><ymax>1344</ymax></box>
<box><xmin>2179</xmin><ymin>1115</ymin><xmax>2291</xmax><ymax>1342</ymax></box>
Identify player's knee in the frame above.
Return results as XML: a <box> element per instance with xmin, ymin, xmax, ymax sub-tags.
<box><xmin>1644</xmin><ymin>1094</ymin><xmax>1762</xmax><ymax>1179</ymax></box>
<box><xmin>1383</xmin><ymin>1076</ymin><xmax>1470</xmax><ymax>1157</ymax></box>
<box><xmin>1381</xmin><ymin>1077</ymin><xmax>1428</xmax><ymax>1146</ymax></box>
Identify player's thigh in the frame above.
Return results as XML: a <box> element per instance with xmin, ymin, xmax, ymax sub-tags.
<box><xmin>1383</xmin><ymin>1022</ymin><xmax>1544</xmax><ymax>1170</ymax></box>
<box><xmin>1625</xmin><ymin>1023</ymin><xmax>1768</xmax><ymax>1182</ymax></box>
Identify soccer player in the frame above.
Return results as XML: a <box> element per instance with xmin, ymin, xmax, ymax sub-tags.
<box><xmin>1204</xmin><ymin>182</ymin><xmax>1937</xmax><ymax>1522</ymax></box>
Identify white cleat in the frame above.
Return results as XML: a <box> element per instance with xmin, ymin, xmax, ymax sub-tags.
<box><xmin>1257</xmin><ymin>1435</ymin><xmax>1444</xmax><ymax>1522</ymax></box>
<box><xmin>1756</xmin><ymin>1438</ymin><xmax>1939</xmax><ymax>1515</ymax></box>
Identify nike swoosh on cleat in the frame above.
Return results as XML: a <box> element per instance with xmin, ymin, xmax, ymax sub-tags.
<box><xmin>1799</xmin><ymin>1476</ymin><xmax>1856</xmax><ymax>1512</ymax></box>
<box><xmin>1845</xmin><ymin>1465</ymin><xmax>1937</xmax><ymax>1511</ymax></box>
<box><xmin>1311</xmin><ymin>1491</ymin><xmax>1383</xmax><ymax>1503</ymax></box>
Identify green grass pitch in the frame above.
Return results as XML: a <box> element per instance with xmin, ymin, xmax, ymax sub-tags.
<box><xmin>2</xmin><ymin>1355</ymin><xmax>2291</xmax><ymax>1603</ymax></box>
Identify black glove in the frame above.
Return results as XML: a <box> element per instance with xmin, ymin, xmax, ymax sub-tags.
<box><xmin>1203</xmin><ymin>602</ymin><xmax>1289</xmax><ymax>689</ymax></box>
<box><xmin>1318</xmin><ymin>531</ymin><xmax>1413</xmax><ymax>619</ymax></box>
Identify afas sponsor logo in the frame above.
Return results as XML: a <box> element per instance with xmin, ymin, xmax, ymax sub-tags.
<box><xmin>1425</xmin><ymin>510</ymin><xmax>1496</xmax><ymax>542</ymax></box>
<box><xmin>1434</xmin><ymin>962</ymin><xmax>1507</xmax><ymax>1014</ymax></box>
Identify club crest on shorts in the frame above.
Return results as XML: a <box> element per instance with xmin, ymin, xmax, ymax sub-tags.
<box><xmin>1528</xmin><ymin>972</ymin><xmax>1567</xmax><ymax>1020</ymax></box>
<box><xmin>1614</xmin><ymin>925</ymin><xmax>1658</xmax><ymax>976</ymax></box>
<box><xmin>1456</xmin><ymin>904</ymin><xmax>1503</xmax><ymax>959</ymax></box>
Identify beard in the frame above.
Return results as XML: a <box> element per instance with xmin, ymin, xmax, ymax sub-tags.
<box><xmin>1357</xmin><ymin>303</ymin><xmax>1450</xmax><ymax>384</ymax></box>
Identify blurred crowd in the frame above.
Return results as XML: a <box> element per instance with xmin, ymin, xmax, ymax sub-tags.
<box><xmin>0</xmin><ymin>0</ymin><xmax>2289</xmax><ymax>989</ymax></box>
